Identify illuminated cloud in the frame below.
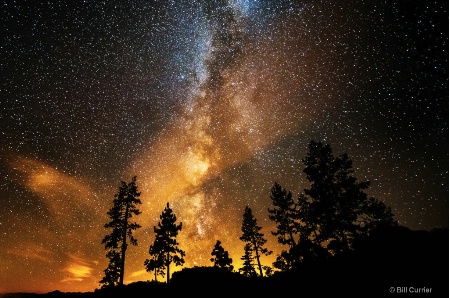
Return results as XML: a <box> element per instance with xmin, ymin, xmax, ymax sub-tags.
<box><xmin>61</xmin><ymin>254</ymin><xmax>95</xmax><ymax>283</ymax></box>
<box><xmin>8</xmin><ymin>156</ymin><xmax>106</xmax><ymax>241</ymax></box>
<box><xmin>10</xmin><ymin>156</ymin><xmax>99</xmax><ymax>214</ymax></box>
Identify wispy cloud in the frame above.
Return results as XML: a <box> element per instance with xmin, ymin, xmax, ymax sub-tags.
<box><xmin>61</xmin><ymin>254</ymin><xmax>95</xmax><ymax>283</ymax></box>
<box><xmin>10</xmin><ymin>156</ymin><xmax>99</xmax><ymax>217</ymax></box>
<box><xmin>8</xmin><ymin>242</ymin><xmax>54</xmax><ymax>262</ymax></box>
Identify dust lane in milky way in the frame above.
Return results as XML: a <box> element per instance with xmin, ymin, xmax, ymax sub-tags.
<box><xmin>1</xmin><ymin>0</ymin><xmax>447</xmax><ymax>294</ymax></box>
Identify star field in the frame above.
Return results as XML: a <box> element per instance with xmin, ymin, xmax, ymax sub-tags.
<box><xmin>1</xmin><ymin>0</ymin><xmax>448</xmax><ymax>294</ymax></box>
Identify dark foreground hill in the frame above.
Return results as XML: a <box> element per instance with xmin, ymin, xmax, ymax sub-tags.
<box><xmin>2</xmin><ymin>225</ymin><xmax>448</xmax><ymax>298</ymax></box>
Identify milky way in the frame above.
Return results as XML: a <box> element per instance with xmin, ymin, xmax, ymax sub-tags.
<box><xmin>1</xmin><ymin>0</ymin><xmax>448</xmax><ymax>294</ymax></box>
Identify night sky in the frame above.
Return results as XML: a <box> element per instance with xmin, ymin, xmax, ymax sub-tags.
<box><xmin>1</xmin><ymin>0</ymin><xmax>448</xmax><ymax>294</ymax></box>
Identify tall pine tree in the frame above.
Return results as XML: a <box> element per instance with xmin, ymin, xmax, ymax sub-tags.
<box><xmin>145</xmin><ymin>202</ymin><xmax>185</xmax><ymax>283</ymax></box>
<box><xmin>100</xmin><ymin>176</ymin><xmax>142</xmax><ymax>288</ymax></box>
<box><xmin>239</xmin><ymin>206</ymin><xmax>272</xmax><ymax>277</ymax></box>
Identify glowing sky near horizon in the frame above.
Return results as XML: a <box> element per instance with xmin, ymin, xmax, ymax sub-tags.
<box><xmin>1</xmin><ymin>0</ymin><xmax>448</xmax><ymax>294</ymax></box>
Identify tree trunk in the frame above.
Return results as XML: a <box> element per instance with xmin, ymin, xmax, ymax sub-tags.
<box><xmin>254</xmin><ymin>244</ymin><xmax>263</xmax><ymax>277</ymax></box>
<box><xmin>120</xmin><ymin>203</ymin><xmax>130</xmax><ymax>286</ymax></box>
<box><xmin>166</xmin><ymin>253</ymin><xmax>170</xmax><ymax>283</ymax></box>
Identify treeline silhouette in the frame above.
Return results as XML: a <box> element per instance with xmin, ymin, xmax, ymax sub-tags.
<box><xmin>4</xmin><ymin>140</ymin><xmax>448</xmax><ymax>297</ymax></box>
<box><xmin>4</xmin><ymin>226</ymin><xmax>448</xmax><ymax>298</ymax></box>
<box><xmin>98</xmin><ymin>140</ymin><xmax>448</xmax><ymax>296</ymax></box>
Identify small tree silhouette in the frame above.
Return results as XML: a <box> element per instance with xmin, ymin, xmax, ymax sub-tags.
<box><xmin>100</xmin><ymin>176</ymin><xmax>142</xmax><ymax>288</ymax></box>
<box><xmin>239</xmin><ymin>205</ymin><xmax>272</xmax><ymax>277</ymax></box>
<box><xmin>269</xmin><ymin>181</ymin><xmax>329</xmax><ymax>270</ymax></box>
<box><xmin>144</xmin><ymin>236</ymin><xmax>166</xmax><ymax>282</ymax></box>
<box><xmin>268</xmin><ymin>182</ymin><xmax>299</xmax><ymax>248</ymax></box>
<box><xmin>239</xmin><ymin>243</ymin><xmax>257</xmax><ymax>277</ymax></box>
<box><xmin>210</xmin><ymin>240</ymin><xmax>234</xmax><ymax>271</ymax></box>
<box><xmin>145</xmin><ymin>202</ymin><xmax>185</xmax><ymax>283</ymax></box>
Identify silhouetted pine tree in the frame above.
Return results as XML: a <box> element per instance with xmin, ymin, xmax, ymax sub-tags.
<box><xmin>299</xmin><ymin>140</ymin><xmax>397</xmax><ymax>255</ymax></box>
<box><xmin>210</xmin><ymin>240</ymin><xmax>234</xmax><ymax>271</ymax></box>
<box><xmin>100</xmin><ymin>176</ymin><xmax>142</xmax><ymax>288</ymax></box>
<box><xmin>145</xmin><ymin>202</ymin><xmax>185</xmax><ymax>283</ymax></box>
<box><xmin>269</xmin><ymin>181</ymin><xmax>329</xmax><ymax>270</ymax></box>
<box><xmin>268</xmin><ymin>182</ymin><xmax>299</xmax><ymax>247</ymax></box>
<box><xmin>144</xmin><ymin>236</ymin><xmax>166</xmax><ymax>282</ymax></box>
<box><xmin>239</xmin><ymin>206</ymin><xmax>272</xmax><ymax>277</ymax></box>
<box><xmin>239</xmin><ymin>243</ymin><xmax>257</xmax><ymax>277</ymax></box>
<box><xmin>268</xmin><ymin>141</ymin><xmax>398</xmax><ymax>271</ymax></box>
<box><xmin>268</xmin><ymin>182</ymin><xmax>305</xmax><ymax>270</ymax></box>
